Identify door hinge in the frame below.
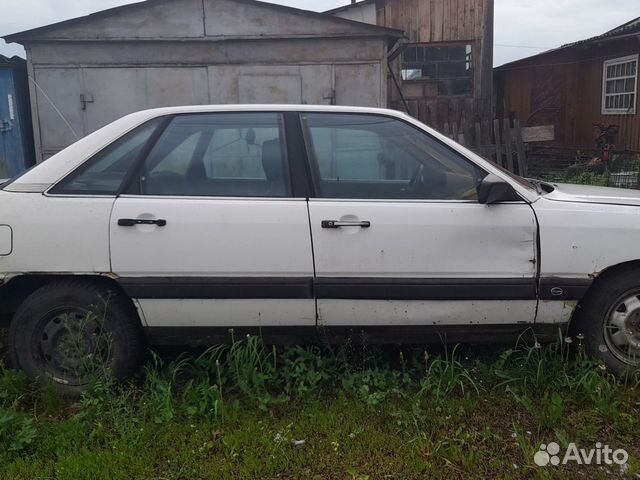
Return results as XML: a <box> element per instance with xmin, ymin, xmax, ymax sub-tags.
<box><xmin>323</xmin><ymin>89</ymin><xmax>336</xmax><ymax>105</ymax></box>
<box><xmin>80</xmin><ymin>93</ymin><xmax>94</xmax><ymax>111</ymax></box>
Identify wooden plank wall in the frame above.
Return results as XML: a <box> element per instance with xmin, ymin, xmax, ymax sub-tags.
<box><xmin>376</xmin><ymin>0</ymin><xmax>494</xmax><ymax>133</ymax></box>
<box><xmin>496</xmin><ymin>37</ymin><xmax>640</xmax><ymax>152</ymax></box>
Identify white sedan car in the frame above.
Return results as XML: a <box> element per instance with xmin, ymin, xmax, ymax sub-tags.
<box><xmin>1</xmin><ymin>105</ymin><xmax>640</xmax><ymax>392</ymax></box>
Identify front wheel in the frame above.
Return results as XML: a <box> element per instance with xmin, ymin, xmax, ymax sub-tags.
<box><xmin>574</xmin><ymin>269</ymin><xmax>640</xmax><ymax>376</ymax></box>
<box><xmin>8</xmin><ymin>280</ymin><xmax>144</xmax><ymax>395</ymax></box>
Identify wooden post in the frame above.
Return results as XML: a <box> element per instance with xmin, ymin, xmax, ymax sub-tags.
<box><xmin>474</xmin><ymin>122</ymin><xmax>482</xmax><ymax>150</ymax></box>
<box><xmin>493</xmin><ymin>119</ymin><xmax>504</xmax><ymax>167</ymax></box>
<box><xmin>513</xmin><ymin>119</ymin><xmax>527</xmax><ymax>177</ymax></box>
<box><xmin>502</xmin><ymin>118</ymin><xmax>515</xmax><ymax>172</ymax></box>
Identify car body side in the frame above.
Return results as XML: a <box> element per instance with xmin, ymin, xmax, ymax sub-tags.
<box><xmin>1</xmin><ymin>105</ymin><xmax>640</xmax><ymax>342</ymax></box>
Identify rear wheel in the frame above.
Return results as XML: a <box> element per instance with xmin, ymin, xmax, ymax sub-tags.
<box><xmin>574</xmin><ymin>270</ymin><xmax>640</xmax><ymax>376</ymax></box>
<box><xmin>8</xmin><ymin>280</ymin><xmax>144</xmax><ymax>395</ymax></box>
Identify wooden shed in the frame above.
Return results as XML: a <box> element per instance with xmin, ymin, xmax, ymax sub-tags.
<box><xmin>495</xmin><ymin>17</ymin><xmax>640</xmax><ymax>152</ymax></box>
<box><xmin>328</xmin><ymin>0</ymin><xmax>494</xmax><ymax>134</ymax></box>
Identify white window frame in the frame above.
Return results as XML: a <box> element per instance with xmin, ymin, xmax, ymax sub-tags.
<box><xmin>602</xmin><ymin>54</ymin><xmax>638</xmax><ymax>115</ymax></box>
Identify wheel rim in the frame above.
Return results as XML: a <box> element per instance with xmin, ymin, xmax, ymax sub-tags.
<box><xmin>603</xmin><ymin>292</ymin><xmax>640</xmax><ymax>366</ymax></box>
<box><xmin>33</xmin><ymin>307</ymin><xmax>112</xmax><ymax>386</ymax></box>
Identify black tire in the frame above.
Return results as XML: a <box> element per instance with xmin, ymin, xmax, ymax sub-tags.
<box><xmin>572</xmin><ymin>269</ymin><xmax>640</xmax><ymax>377</ymax></box>
<box><xmin>8</xmin><ymin>280</ymin><xmax>144</xmax><ymax>395</ymax></box>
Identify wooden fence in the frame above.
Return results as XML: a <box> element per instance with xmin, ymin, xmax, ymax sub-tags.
<box><xmin>435</xmin><ymin>119</ymin><xmax>535</xmax><ymax>177</ymax></box>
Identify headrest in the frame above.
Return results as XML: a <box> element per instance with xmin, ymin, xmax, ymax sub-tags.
<box><xmin>262</xmin><ymin>138</ymin><xmax>284</xmax><ymax>182</ymax></box>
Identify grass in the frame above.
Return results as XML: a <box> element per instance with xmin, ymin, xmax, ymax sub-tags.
<box><xmin>1</xmin><ymin>330</ymin><xmax>639</xmax><ymax>479</ymax></box>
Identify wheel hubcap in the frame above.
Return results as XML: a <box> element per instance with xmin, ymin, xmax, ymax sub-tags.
<box><xmin>604</xmin><ymin>293</ymin><xmax>640</xmax><ymax>365</ymax></box>
<box><xmin>35</xmin><ymin>309</ymin><xmax>111</xmax><ymax>384</ymax></box>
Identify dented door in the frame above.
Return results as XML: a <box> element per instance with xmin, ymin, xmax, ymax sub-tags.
<box><xmin>301</xmin><ymin>112</ymin><xmax>538</xmax><ymax>328</ymax></box>
<box><xmin>309</xmin><ymin>201</ymin><xmax>538</xmax><ymax>327</ymax></box>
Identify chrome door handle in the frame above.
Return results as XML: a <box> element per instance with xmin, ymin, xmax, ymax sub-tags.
<box><xmin>321</xmin><ymin>220</ymin><xmax>371</xmax><ymax>229</ymax></box>
<box><xmin>118</xmin><ymin>218</ymin><xmax>167</xmax><ymax>227</ymax></box>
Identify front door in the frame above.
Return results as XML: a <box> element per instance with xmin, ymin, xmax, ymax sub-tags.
<box><xmin>109</xmin><ymin>111</ymin><xmax>315</xmax><ymax>329</ymax></box>
<box><xmin>301</xmin><ymin>112</ymin><xmax>538</xmax><ymax>328</ymax></box>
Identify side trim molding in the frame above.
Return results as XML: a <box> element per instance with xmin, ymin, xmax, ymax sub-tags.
<box><xmin>315</xmin><ymin>277</ymin><xmax>537</xmax><ymax>300</ymax></box>
<box><xmin>118</xmin><ymin>277</ymin><xmax>314</xmax><ymax>299</ymax></box>
<box><xmin>539</xmin><ymin>277</ymin><xmax>592</xmax><ymax>301</ymax></box>
<box><xmin>117</xmin><ymin>276</ymin><xmax>592</xmax><ymax>301</ymax></box>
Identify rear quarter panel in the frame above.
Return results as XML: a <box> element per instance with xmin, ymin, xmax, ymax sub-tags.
<box><xmin>0</xmin><ymin>191</ymin><xmax>113</xmax><ymax>275</ymax></box>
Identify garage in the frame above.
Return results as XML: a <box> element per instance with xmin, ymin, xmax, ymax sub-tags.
<box><xmin>4</xmin><ymin>0</ymin><xmax>402</xmax><ymax>161</ymax></box>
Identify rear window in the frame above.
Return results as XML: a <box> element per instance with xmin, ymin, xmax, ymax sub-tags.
<box><xmin>49</xmin><ymin>118</ymin><xmax>162</xmax><ymax>195</ymax></box>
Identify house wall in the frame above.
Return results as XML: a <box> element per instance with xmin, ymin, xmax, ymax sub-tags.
<box><xmin>496</xmin><ymin>37</ymin><xmax>640</xmax><ymax>152</ymax></box>
<box><xmin>374</xmin><ymin>0</ymin><xmax>494</xmax><ymax>130</ymax></box>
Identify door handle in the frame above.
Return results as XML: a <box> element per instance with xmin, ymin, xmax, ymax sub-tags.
<box><xmin>118</xmin><ymin>218</ymin><xmax>167</xmax><ymax>227</ymax></box>
<box><xmin>321</xmin><ymin>220</ymin><xmax>371</xmax><ymax>229</ymax></box>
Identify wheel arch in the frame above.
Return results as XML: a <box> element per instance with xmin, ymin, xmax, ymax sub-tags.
<box><xmin>570</xmin><ymin>259</ymin><xmax>640</xmax><ymax>327</ymax></box>
<box><xmin>0</xmin><ymin>274</ymin><xmax>144</xmax><ymax>328</ymax></box>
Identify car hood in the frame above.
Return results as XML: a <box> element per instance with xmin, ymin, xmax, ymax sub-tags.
<box><xmin>543</xmin><ymin>182</ymin><xmax>640</xmax><ymax>207</ymax></box>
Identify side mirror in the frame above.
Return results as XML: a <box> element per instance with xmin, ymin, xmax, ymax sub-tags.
<box><xmin>478</xmin><ymin>174</ymin><xmax>522</xmax><ymax>205</ymax></box>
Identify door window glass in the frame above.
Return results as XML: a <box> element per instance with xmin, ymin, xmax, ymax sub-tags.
<box><xmin>51</xmin><ymin>118</ymin><xmax>162</xmax><ymax>195</ymax></box>
<box><xmin>302</xmin><ymin>113</ymin><xmax>486</xmax><ymax>200</ymax></box>
<box><xmin>141</xmin><ymin>113</ymin><xmax>289</xmax><ymax>197</ymax></box>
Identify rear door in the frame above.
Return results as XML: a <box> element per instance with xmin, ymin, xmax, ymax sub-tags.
<box><xmin>301</xmin><ymin>112</ymin><xmax>538</xmax><ymax>328</ymax></box>
<box><xmin>109</xmin><ymin>111</ymin><xmax>315</xmax><ymax>330</ymax></box>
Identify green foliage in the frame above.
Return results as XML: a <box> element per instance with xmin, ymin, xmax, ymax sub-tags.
<box><xmin>0</xmin><ymin>407</ymin><xmax>37</xmax><ymax>459</ymax></box>
<box><xmin>542</xmin><ymin>170</ymin><xmax>609</xmax><ymax>186</ymax></box>
<box><xmin>0</xmin><ymin>332</ymin><xmax>639</xmax><ymax>479</ymax></box>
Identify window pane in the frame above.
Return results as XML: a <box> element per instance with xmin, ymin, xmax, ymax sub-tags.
<box><xmin>303</xmin><ymin>113</ymin><xmax>486</xmax><ymax>200</ymax></box>
<box><xmin>625</xmin><ymin>77</ymin><xmax>636</xmax><ymax>92</ymax></box>
<box><xmin>426</xmin><ymin>46</ymin><xmax>448</xmax><ymax>61</ymax></box>
<box><xmin>449</xmin><ymin>45</ymin><xmax>467</xmax><ymax>60</ymax></box>
<box><xmin>403</xmin><ymin>47</ymin><xmax>417</xmax><ymax>62</ymax></box>
<box><xmin>606</xmin><ymin>80</ymin><xmax>614</xmax><ymax>94</ymax></box>
<box><xmin>402</xmin><ymin>69</ymin><xmax>423</xmax><ymax>81</ymax></box>
<box><xmin>53</xmin><ymin>118</ymin><xmax>162</xmax><ymax>195</ymax></box>
<box><xmin>142</xmin><ymin>113</ymin><xmax>288</xmax><ymax>197</ymax></box>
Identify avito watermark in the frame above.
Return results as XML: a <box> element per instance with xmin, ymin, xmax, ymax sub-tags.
<box><xmin>534</xmin><ymin>442</ymin><xmax>628</xmax><ymax>467</ymax></box>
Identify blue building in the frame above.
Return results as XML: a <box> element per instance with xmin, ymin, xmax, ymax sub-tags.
<box><xmin>0</xmin><ymin>55</ymin><xmax>34</xmax><ymax>178</ymax></box>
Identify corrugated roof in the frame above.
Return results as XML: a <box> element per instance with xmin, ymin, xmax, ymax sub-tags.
<box><xmin>0</xmin><ymin>55</ymin><xmax>26</xmax><ymax>67</ymax></box>
<box><xmin>561</xmin><ymin>16</ymin><xmax>640</xmax><ymax>49</ymax></box>
<box><xmin>324</xmin><ymin>0</ymin><xmax>375</xmax><ymax>15</ymax></box>
<box><xmin>496</xmin><ymin>16</ymin><xmax>640</xmax><ymax>70</ymax></box>
<box><xmin>4</xmin><ymin>0</ymin><xmax>404</xmax><ymax>43</ymax></box>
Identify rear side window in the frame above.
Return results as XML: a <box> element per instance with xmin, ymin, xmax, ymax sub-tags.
<box><xmin>140</xmin><ymin>113</ymin><xmax>289</xmax><ymax>197</ymax></box>
<box><xmin>302</xmin><ymin>113</ymin><xmax>486</xmax><ymax>200</ymax></box>
<box><xmin>51</xmin><ymin>118</ymin><xmax>162</xmax><ymax>195</ymax></box>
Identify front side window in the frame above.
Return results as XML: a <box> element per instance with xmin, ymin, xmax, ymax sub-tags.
<box><xmin>602</xmin><ymin>55</ymin><xmax>638</xmax><ymax>114</ymax></box>
<box><xmin>51</xmin><ymin>118</ymin><xmax>162</xmax><ymax>195</ymax></box>
<box><xmin>302</xmin><ymin>113</ymin><xmax>486</xmax><ymax>200</ymax></box>
<box><xmin>140</xmin><ymin>113</ymin><xmax>289</xmax><ymax>197</ymax></box>
<box><xmin>401</xmin><ymin>43</ymin><xmax>473</xmax><ymax>96</ymax></box>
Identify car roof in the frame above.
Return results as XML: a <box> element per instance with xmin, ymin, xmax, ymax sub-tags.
<box><xmin>131</xmin><ymin>104</ymin><xmax>408</xmax><ymax>117</ymax></box>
